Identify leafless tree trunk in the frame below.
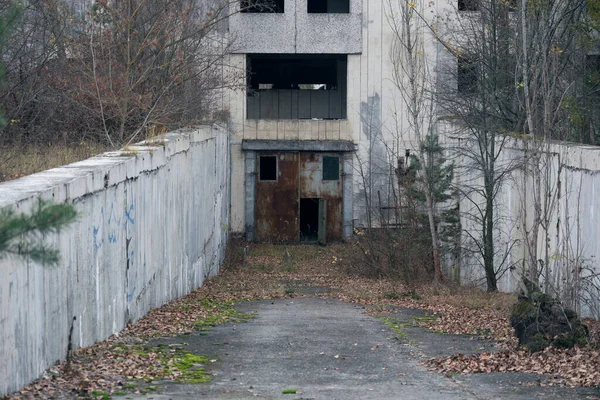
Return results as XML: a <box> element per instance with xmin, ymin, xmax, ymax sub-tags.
<box><xmin>386</xmin><ymin>0</ymin><xmax>442</xmax><ymax>281</ymax></box>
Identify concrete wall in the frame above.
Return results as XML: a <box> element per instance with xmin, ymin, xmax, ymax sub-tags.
<box><xmin>229</xmin><ymin>0</ymin><xmax>362</xmax><ymax>54</ymax></box>
<box><xmin>0</xmin><ymin>125</ymin><xmax>230</xmax><ymax>396</ymax></box>
<box><xmin>444</xmin><ymin>129</ymin><xmax>600</xmax><ymax>317</ymax></box>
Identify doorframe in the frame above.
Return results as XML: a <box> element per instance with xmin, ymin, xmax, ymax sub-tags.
<box><xmin>242</xmin><ymin>140</ymin><xmax>356</xmax><ymax>242</ymax></box>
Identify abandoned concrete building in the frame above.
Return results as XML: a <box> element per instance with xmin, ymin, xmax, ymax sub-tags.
<box><xmin>227</xmin><ymin>0</ymin><xmax>450</xmax><ymax>243</ymax></box>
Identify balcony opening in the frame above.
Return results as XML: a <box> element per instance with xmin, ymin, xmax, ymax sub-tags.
<box><xmin>247</xmin><ymin>54</ymin><xmax>347</xmax><ymax>120</ymax></box>
<box><xmin>241</xmin><ymin>0</ymin><xmax>284</xmax><ymax>13</ymax></box>
<box><xmin>307</xmin><ymin>0</ymin><xmax>349</xmax><ymax>13</ymax></box>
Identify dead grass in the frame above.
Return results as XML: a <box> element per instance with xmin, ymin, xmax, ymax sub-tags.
<box><xmin>0</xmin><ymin>142</ymin><xmax>113</xmax><ymax>182</ymax></box>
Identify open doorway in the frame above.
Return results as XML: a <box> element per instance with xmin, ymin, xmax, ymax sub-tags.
<box><xmin>300</xmin><ymin>198</ymin><xmax>319</xmax><ymax>242</ymax></box>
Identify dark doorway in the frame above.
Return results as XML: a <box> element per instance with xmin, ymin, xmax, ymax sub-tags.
<box><xmin>300</xmin><ymin>198</ymin><xmax>319</xmax><ymax>242</ymax></box>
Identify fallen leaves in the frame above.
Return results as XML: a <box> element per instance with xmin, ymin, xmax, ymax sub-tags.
<box><xmin>7</xmin><ymin>242</ymin><xmax>600</xmax><ymax>398</ymax></box>
<box><xmin>425</xmin><ymin>346</ymin><xmax>600</xmax><ymax>387</ymax></box>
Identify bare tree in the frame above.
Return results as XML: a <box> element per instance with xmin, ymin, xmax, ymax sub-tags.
<box><xmin>386</xmin><ymin>0</ymin><xmax>444</xmax><ymax>281</ymax></box>
<box><xmin>428</xmin><ymin>0</ymin><xmax>523</xmax><ymax>291</ymax></box>
<box><xmin>518</xmin><ymin>0</ymin><xmax>588</xmax><ymax>287</ymax></box>
<box><xmin>0</xmin><ymin>0</ymin><xmax>248</xmax><ymax>150</ymax></box>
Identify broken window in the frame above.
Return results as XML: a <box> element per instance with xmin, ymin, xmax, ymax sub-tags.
<box><xmin>457</xmin><ymin>56</ymin><xmax>478</xmax><ymax>94</ymax></box>
<box><xmin>458</xmin><ymin>0</ymin><xmax>478</xmax><ymax>11</ymax></box>
<box><xmin>307</xmin><ymin>0</ymin><xmax>349</xmax><ymax>13</ymax></box>
<box><xmin>322</xmin><ymin>156</ymin><xmax>340</xmax><ymax>181</ymax></box>
<box><xmin>247</xmin><ymin>54</ymin><xmax>347</xmax><ymax>120</ymax></box>
<box><xmin>241</xmin><ymin>0</ymin><xmax>284</xmax><ymax>13</ymax></box>
<box><xmin>259</xmin><ymin>156</ymin><xmax>277</xmax><ymax>181</ymax></box>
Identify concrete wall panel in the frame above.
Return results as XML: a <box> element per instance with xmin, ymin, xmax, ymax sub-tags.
<box><xmin>0</xmin><ymin>125</ymin><xmax>230</xmax><ymax>396</ymax></box>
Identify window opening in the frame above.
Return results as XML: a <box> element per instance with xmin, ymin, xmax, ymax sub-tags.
<box><xmin>457</xmin><ymin>56</ymin><xmax>478</xmax><ymax>94</ymax></box>
<box><xmin>241</xmin><ymin>0</ymin><xmax>284</xmax><ymax>13</ymax></box>
<box><xmin>300</xmin><ymin>198</ymin><xmax>320</xmax><ymax>242</ymax></box>
<box><xmin>458</xmin><ymin>0</ymin><xmax>478</xmax><ymax>11</ymax></box>
<box><xmin>308</xmin><ymin>0</ymin><xmax>349</xmax><ymax>13</ymax></box>
<box><xmin>323</xmin><ymin>156</ymin><xmax>340</xmax><ymax>180</ymax></box>
<box><xmin>259</xmin><ymin>156</ymin><xmax>277</xmax><ymax>181</ymax></box>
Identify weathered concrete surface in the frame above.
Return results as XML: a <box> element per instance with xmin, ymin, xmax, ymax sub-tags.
<box><xmin>229</xmin><ymin>0</ymin><xmax>362</xmax><ymax>54</ymax></box>
<box><xmin>0</xmin><ymin>125</ymin><xmax>230</xmax><ymax>396</ymax></box>
<box><xmin>132</xmin><ymin>298</ymin><xmax>597</xmax><ymax>400</ymax></box>
<box><xmin>441</xmin><ymin>124</ymin><xmax>600</xmax><ymax>318</ymax></box>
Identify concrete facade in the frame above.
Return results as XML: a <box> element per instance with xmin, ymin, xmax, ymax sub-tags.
<box><xmin>230</xmin><ymin>0</ymin><xmax>363</xmax><ymax>54</ymax></box>
<box><xmin>227</xmin><ymin>0</ymin><xmax>447</xmax><ymax>237</ymax></box>
<box><xmin>0</xmin><ymin>125</ymin><xmax>230</xmax><ymax>396</ymax></box>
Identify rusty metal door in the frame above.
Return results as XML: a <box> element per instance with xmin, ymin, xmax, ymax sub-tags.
<box><xmin>255</xmin><ymin>152</ymin><xmax>299</xmax><ymax>242</ymax></box>
<box><xmin>300</xmin><ymin>153</ymin><xmax>343</xmax><ymax>241</ymax></box>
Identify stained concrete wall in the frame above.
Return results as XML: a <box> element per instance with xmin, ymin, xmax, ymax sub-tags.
<box><xmin>229</xmin><ymin>0</ymin><xmax>362</xmax><ymax>54</ymax></box>
<box><xmin>0</xmin><ymin>125</ymin><xmax>230</xmax><ymax>396</ymax></box>
<box><xmin>443</xmin><ymin>127</ymin><xmax>600</xmax><ymax>317</ymax></box>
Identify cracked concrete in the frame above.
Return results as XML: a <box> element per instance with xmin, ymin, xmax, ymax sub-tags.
<box><xmin>127</xmin><ymin>298</ymin><xmax>600</xmax><ymax>400</ymax></box>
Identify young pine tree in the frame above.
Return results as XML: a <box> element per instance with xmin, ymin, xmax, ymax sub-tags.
<box><xmin>0</xmin><ymin>199</ymin><xmax>77</xmax><ymax>266</ymax></box>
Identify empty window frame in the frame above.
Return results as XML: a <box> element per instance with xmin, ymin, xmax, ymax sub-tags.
<box><xmin>308</xmin><ymin>0</ymin><xmax>349</xmax><ymax>13</ymax></box>
<box><xmin>323</xmin><ymin>156</ymin><xmax>340</xmax><ymax>181</ymax></box>
<box><xmin>246</xmin><ymin>54</ymin><xmax>347</xmax><ymax>120</ymax></box>
<box><xmin>458</xmin><ymin>0</ymin><xmax>478</xmax><ymax>11</ymax></box>
<box><xmin>259</xmin><ymin>156</ymin><xmax>278</xmax><ymax>181</ymax></box>
<box><xmin>241</xmin><ymin>0</ymin><xmax>284</xmax><ymax>13</ymax></box>
<box><xmin>457</xmin><ymin>56</ymin><xmax>478</xmax><ymax>94</ymax></box>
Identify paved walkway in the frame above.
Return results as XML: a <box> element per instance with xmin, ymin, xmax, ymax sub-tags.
<box><xmin>130</xmin><ymin>298</ymin><xmax>599</xmax><ymax>400</ymax></box>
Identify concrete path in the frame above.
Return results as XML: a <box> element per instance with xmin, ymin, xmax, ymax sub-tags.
<box><xmin>130</xmin><ymin>298</ymin><xmax>599</xmax><ymax>400</ymax></box>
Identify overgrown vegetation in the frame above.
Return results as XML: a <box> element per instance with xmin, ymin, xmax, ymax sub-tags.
<box><xmin>0</xmin><ymin>0</ymin><xmax>241</xmax><ymax>181</ymax></box>
<box><xmin>0</xmin><ymin>142</ymin><xmax>112</xmax><ymax>182</ymax></box>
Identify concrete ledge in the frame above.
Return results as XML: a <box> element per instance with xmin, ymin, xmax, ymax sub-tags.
<box><xmin>0</xmin><ymin>125</ymin><xmax>224</xmax><ymax>209</ymax></box>
<box><xmin>0</xmin><ymin>123</ymin><xmax>230</xmax><ymax>397</ymax></box>
<box><xmin>242</xmin><ymin>139</ymin><xmax>358</xmax><ymax>152</ymax></box>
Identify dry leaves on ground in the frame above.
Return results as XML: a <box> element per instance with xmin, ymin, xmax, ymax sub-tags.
<box><xmin>7</xmin><ymin>243</ymin><xmax>600</xmax><ymax>398</ymax></box>
<box><xmin>426</xmin><ymin>346</ymin><xmax>600</xmax><ymax>387</ymax></box>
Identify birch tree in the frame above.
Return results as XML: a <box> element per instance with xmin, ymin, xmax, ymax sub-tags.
<box><xmin>386</xmin><ymin>0</ymin><xmax>446</xmax><ymax>281</ymax></box>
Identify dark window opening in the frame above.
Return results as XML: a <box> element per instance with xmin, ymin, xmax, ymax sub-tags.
<box><xmin>308</xmin><ymin>0</ymin><xmax>349</xmax><ymax>13</ymax></box>
<box><xmin>323</xmin><ymin>156</ymin><xmax>340</xmax><ymax>180</ymax></box>
<box><xmin>300</xmin><ymin>198</ymin><xmax>319</xmax><ymax>242</ymax></box>
<box><xmin>457</xmin><ymin>56</ymin><xmax>478</xmax><ymax>94</ymax></box>
<box><xmin>241</xmin><ymin>0</ymin><xmax>284</xmax><ymax>13</ymax></box>
<box><xmin>584</xmin><ymin>55</ymin><xmax>600</xmax><ymax>105</ymax></box>
<box><xmin>247</xmin><ymin>54</ymin><xmax>347</xmax><ymax>120</ymax></box>
<box><xmin>458</xmin><ymin>0</ymin><xmax>478</xmax><ymax>11</ymax></box>
<box><xmin>259</xmin><ymin>156</ymin><xmax>277</xmax><ymax>181</ymax></box>
<box><xmin>586</xmin><ymin>55</ymin><xmax>600</xmax><ymax>77</ymax></box>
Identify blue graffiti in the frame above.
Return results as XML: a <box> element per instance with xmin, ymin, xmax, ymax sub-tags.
<box><xmin>93</xmin><ymin>200</ymin><xmax>136</xmax><ymax>252</ymax></box>
<box><xmin>124</xmin><ymin>203</ymin><xmax>135</xmax><ymax>225</ymax></box>
<box><xmin>93</xmin><ymin>208</ymin><xmax>105</xmax><ymax>251</ymax></box>
<box><xmin>107</xmin><ymin>203</ymin><xmax>122</xmax><ymax>243</ymax></box>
